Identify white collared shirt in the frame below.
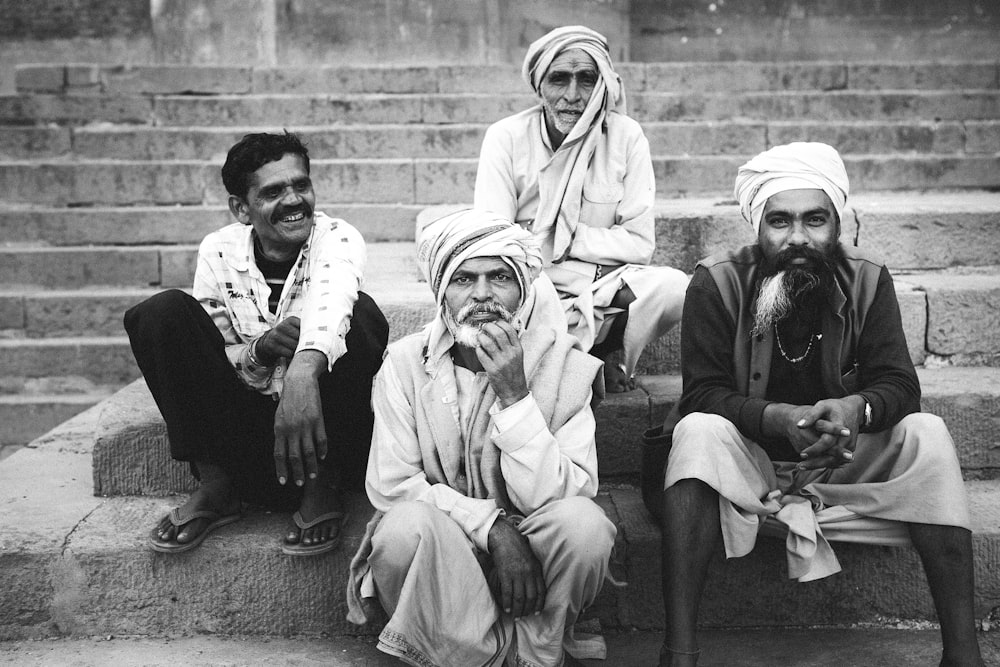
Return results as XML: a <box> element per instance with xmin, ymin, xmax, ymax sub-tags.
<box><xmin>193</xmin><ymin>212</ymin><xmax>367</xmax><ymax>396</ymax></box>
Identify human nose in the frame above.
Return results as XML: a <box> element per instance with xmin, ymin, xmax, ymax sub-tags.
<box><xmin>787</xmin><ymin>221</ymin><xmax>809</xmax><ymax>246</ymax></box>
<box><xmin>280</xmin><ymin>187</ymin><xmax>302</xmax><ymax>206</ymax></box>
<box><xmin>471</xmin><ymin>276</ymin><xmax>492</xmax><ymax>301</ymax></box>
<box><xmin>564</xmin><ymin>78</ymin><xmax>581</xmax><ymax>103</ymax></box>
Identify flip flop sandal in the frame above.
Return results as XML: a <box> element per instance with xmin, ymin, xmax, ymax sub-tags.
<box><xmin>281</xmin><ymin>510</ymin><xmax>345</xmax><ymax>556</ymax></box>
<box><xmin>148</xmin><ymin>506</ymin><xmax>242</xmax><ymax>554</ymax></box>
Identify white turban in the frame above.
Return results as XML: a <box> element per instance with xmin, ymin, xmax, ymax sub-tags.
<box><xmin>417</xmin><ymin>208</ymin><xmax>543</xmax><ymax>310</ymax></box>
<box><xmin>734</xmin><ymin>142</ymin><xmax>850</xmax><ymax>234</ymax></box>
<box><xmin>521</xmin><ymin>25</ymin><xmax>625</xmax><ymax>119</ymax></box>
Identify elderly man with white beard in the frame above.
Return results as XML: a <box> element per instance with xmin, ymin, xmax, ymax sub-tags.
<box><xmin>652</xmin><ymin>143</ymin><xmax>984</xmax><ymax>667</ymax></box>
<box><xmin>346</xmin><ymin>209</ymin><xmax>616</xmax><ymax>667</ymax></box>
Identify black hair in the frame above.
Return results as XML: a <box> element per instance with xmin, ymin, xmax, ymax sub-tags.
<box><xmin>221</xmin><ymin>131</ymin><xmax>310</xmax><ymax>199</ymax></box>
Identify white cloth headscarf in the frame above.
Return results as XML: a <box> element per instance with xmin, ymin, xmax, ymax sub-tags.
<box><xmin>734</xmin><ymin>142</ymin><xmax>850</xmax><ymax>234</ymax></box>
<box><xmin>522</xmin><ymin>25</ymin><xmax>626</xmax><ymax>262</ymax></box>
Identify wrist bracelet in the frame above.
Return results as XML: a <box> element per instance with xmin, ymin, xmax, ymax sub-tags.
<box><xmin>247</xmin><ymin>336</ymin><xmax>267</xmax><ymax>367</ymax></box>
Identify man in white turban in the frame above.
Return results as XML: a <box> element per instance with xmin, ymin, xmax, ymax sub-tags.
<box><xmin>651</xmin><ymin>143</ymin><xmax>983</xmax><ymax>666</ymax></box>
<box><xmin>474</xmin><ymin>25</ymin><xmax>688</xmax><ymax>393</ymax></box>
<box><xmin>346</xmin><ymin>209</ymin><xmax>617</xmax><ymax>666</ymax></box>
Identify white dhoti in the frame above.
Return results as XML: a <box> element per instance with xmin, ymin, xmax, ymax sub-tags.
<box><xmin>367</xmin><ymin>497</ymin><xmax>616</xmax><ymax>667</ymax></box>
<box><xmin>665</xmin><ymin>412</ymin><xmax>971</xmax><ymax>582</ymax></box>
<box><xmin>552</xmin><ymin>262</ymin><xmax>688</xmax><ymax>378</ymax></box>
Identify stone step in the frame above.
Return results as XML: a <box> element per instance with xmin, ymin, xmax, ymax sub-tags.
<box><xmin>2</xmin><ymin>155</ymin><xmax>998</xmax><ymax>207</ymax></box>
<box><xmin>14</xmin><ymin>62</ymin><xmax>1000</xmax><ymax>97</ymax></box>
<box><xmin>2</xmin><ymin>193</ymin><xmax>998</xmax><ymax>271</ymax></box>
<box><xmin>2</xmin><ymin>409</ymin><xmax>999</xmax><ymax>638</ymax></box>
<box><xmin>3</xmin><ymin>90</ymin><xmax>999</xmax><ymax>127</ymax></box>
<box><xmin>91</xmin><ymin>367</ymin><xmax>1000</xmax><ymax>498</ymax></box>
<box><xmin>0</xmin><ymin>391</ymin><xmax>113</xmax><ymax>447</ymax></box>
<box><xmin>3</xmin><ymin>120</ymin><xmax>997</xmax><ymax>161</ymax></box>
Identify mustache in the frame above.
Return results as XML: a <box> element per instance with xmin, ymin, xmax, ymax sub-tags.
<box><xmin>273</xmin><ymin>202</ymin><xmax>313</xmax><ymax>221</ymax></box>
<box><xmin>455</xmin><ymin>300</ymin><xmax>514</xmax><ymax>324</ymax></box>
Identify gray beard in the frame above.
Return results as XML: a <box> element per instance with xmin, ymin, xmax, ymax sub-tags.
<box><xmin>444</xmin><ymin>300</ymin><xmax>517</xmax><ymax>348</ymax></box>
<box><xmin>751</xmin><ymin>269</ymin><xmax>821</xmax><ymax>338</ymax></box>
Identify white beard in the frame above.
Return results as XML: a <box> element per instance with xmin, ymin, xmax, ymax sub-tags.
<box><xmin>444</xmin><ymin>300</ymin><xmax>517</xmax><ymax>348</ymax></box>
<box><xmin>751</xmin><ymin>269</ymin><xmax>823</xmax><ymax>338</ymax></box>
<box><xmin>542</xmin><ymin>98</ymin><xmax>583</xmax><ymax>136</ymax></box>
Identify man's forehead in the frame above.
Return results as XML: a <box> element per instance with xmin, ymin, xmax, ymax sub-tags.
<box><xmin>250</xmin><ymin>153</ymin><xmax>308</xmax><ymax>187</ymax></box>
<box><xmin>547</xmin><ymin>48</ymin><xmax>597</xmax><ymax>73</ymax></box>
<box><xmin>762</xmin><ymin>188</ymin><xmax>834</xmax><ymax>214</ymax></box>
<box><xmin>454</xmin><ymin>256</ymin><xmax>511</xmax><ymax>273</ymax></box>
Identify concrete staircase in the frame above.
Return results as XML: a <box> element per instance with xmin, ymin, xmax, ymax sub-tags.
<box><xmin>2</xmin><ymin>60</ymin><xmax>1000</xmax><ymax>650</ymax></box>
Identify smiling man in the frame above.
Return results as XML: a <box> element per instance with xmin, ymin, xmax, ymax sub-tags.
<box><xmin>652</xmin><ymin>143</ymin><xmax>983</xmax><ymax>666</ymax></box>
<box><xmin>124</xmin><ymin>132</ymin><xmax>388</xmax><ymax>557</ymax></box>
<box><xmin>346</xmin><ymin>209</ymin><xmax>616</xmax><ymax>667</ymax></box>
<box><xmin>474</xmin><ymin>25</ymin><xmax>688</xmax><ymax>393</ymax></box>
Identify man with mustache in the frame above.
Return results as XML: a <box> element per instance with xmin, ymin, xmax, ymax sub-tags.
<box><xmin>475</xmin><ymin>25</ymin><xmax>688</xmax><ymax>393</ymax></box>
<box><xmin>653</xmin><ymin>143</ymin><xmax>983</xmax><ymax>666</ymax></box>
<box><xmin>124</xmin><ymin>132</ymin><xmax>388</xmax><ymax>556</ymax></box>
<box><xmin>346</xmin><ymin>209</ymin><xmax>616</xmax><ymax>666</ymax></box>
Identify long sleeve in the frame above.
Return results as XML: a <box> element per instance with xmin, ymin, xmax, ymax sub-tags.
<box><xmin>192</xmin><ymin>236</ymin><xmax>275</xmax><ymax>390</ymax></box>
<box><xmin>566</xmin><ymin>124</ymin><xmax>656</xmax><ymax>266</ymax></box>
<box><xmin>855</xmin><ymin>266</ymin><xmax>921</xmax><ymax>431</ymax></box>
<box><xmin>678</xmin><ymin>266</ymin><xmax>771</xmax><ymax>440</ymax></box>
<box><xmin>289</xmin><ymin>216</ymin><xmax>366</xmax><ymax>370</ymax></box>
<box><xmin>366</xmin><ymin>354</ymin><xmax>502</xmax><ymax>551</ymax></box>
<box><xmin>473</xmin><ymin>121</ymin><xmax>520</xmax><ymax>223</ymax></box>
<box><xmin>490</xmin><ymin>390</ymin><xmax>599</xmax><ymax>515</ymax></box>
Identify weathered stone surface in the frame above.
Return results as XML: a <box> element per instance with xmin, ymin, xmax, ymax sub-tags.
<box><xmin>920</xmin><ymin>368</ymin><xmax>1000</xmax><ymax>472</ymax></box>
<box><xmin>894</xmin><ymin>283</ymin><xmax>928</xmax><ymax>366</ymax></box>
<box><xmin>13</xmin><ymin>66</ymin><xmax>65</xmax><ymax>93</ymax></box>
<box><xmin>0</xmin><ymin>394</ymin><xmax>103</xmax><ymax>447</ymax></box>
<box><xmin>967</xmin><ymin>121</ymin><xmax>1000</xmax><ymax>154</ymax></box>
<box><xmin>420</xmin><ymin>94</ymin><xmax>534</xmax><ymax>124</ymax></box>
<box><xmin>158</xmin><ymin>247</ymin><xmax>198</xmax><ymax>288</ymax></box>
<box><xmin>21</xmin><ymin>289</ymin><xmax>150</xmax><ymax>337</ymax></box>
<box><xmin>0</xmin><ymin>94</ymin><xmax>152</xmax><ymax>124</ymax></box>
<box><xmin>644</xmin><ymin>121</ymin><xmax>767</xmax><ymax>156</ymax></box>
<box><xmin>645</xmin><ymin>62</ymin><xmax>848</xmax><ymax>93</ymax></box>
<box><xmin>918</xmin><ymin>273</ymin><xmax>1000</xmax><ymax>357</ymax></box>
<box><xmin>0</xmin><ymin>247</ymin><xmax>160</xmax><ymax>288</ymax></box>
<box><xmin>0</xmin><ymin>338</ymin><xmax>138</xmax><ymax>384</ymax></box>
<box><xmin>153</xmin><ymin>94</ymin><xmax>425</xmax><ymax>127</ymax></box>
<box><xmin>847</xmin><ymin>62</ymin><xmax>1000</xmax><ymax>90</ymax></box>
<box><xmin>414</xmin><ymin>158</ymin><xmax>477</xmax><ymax>204</ymax></box>
<box><xmin>0</xmin><ymin>127</ymin><xmax>71</xmax><ymax>159</ymax></box>
<box><xmin>767</xmin><ymin>120</ymin><xmax>965</xmax><ymax>155</ymax></box>
<box><xmin>102</xmin><ymin>66</ymin><xmax>253</xmax><ymax>95</ymax></box>
<box><xmin>854</xmin><ymin>192</ymin><xmax>1000</xmax><ymax>269</ymax></box>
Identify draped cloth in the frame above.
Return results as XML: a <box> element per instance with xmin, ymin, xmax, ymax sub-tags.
<box><xmin>666</xmin><ymin>413</ymin><xmax>970</xmax><ymax>582</ymax></box>
<box><xmin>522</xmin><ymin>25</ymin><xmax>626</xmax><ymax>263</ymax></box>
<box><xmin>734</xmin><ymin>141</ymin><xmax>850</xmax><ymax>233</ymax></box>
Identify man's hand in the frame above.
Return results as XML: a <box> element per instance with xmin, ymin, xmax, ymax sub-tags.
<box><xmin>476</xmin><ymin>320</ymin><xmax>529</xmax><ymax>409</ymax></box>
<box><xmin>255</xmin><ymin>316</ymin><xmax>301</xmax><ymax>366</ymax></box>
<box><xmin>487</xmin><ymin>517</ymin><xmax>546</xmax><ymax>618</ymax></box>
<box><xmin>273</xmin><ymin>349</ymin><xmax>328</xmax><ymax>486</ymax></box>
<box><xmin>793</xmin><ymin>396</ymin><xmax>866</xmax><ymax>470</ymax></box>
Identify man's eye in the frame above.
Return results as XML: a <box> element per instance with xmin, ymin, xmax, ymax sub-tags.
<box><xmin>294</xmin><ymin>181</ymin><xmax>312</xmax><ymax>192</ymax></box>
<box><xmin>452</xmin><ymin>276</ymin><xmax>471</xmax><ymax>284</ymax></box>
<box><xmin>579</xmin><ymin>73</ymin><xmax>598</xmax><ymax>86</ymax></box>
<box><xmin>808</xmin><ymin>215</ymin><xmax>827</xmax><ymax>225</ymax></box>
<box><xmin>493</xmin><ymin>273</ymin><xmax>513</xmax><ymax>282</ymax></box>
<box><xmin>547</xmin><ymin>73</ymin><xmax>570</xmax><ymax>85</ymax></box>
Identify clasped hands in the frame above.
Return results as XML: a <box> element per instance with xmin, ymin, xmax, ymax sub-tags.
<box><xmin>781</xmin><ymin>396</ymin><xmax>867</xmax><ymax>471</ymax></box>
<box><xmin>254</xmin><ymin>316</ymin><xmax>328</xmax><ymax>487</ymax></box>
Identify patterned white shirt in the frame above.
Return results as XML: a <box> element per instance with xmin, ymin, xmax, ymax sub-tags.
<box><xmin>193</xmin><ymin>212</ymin><xmax>367</xmax><ymax>397</ymax></box>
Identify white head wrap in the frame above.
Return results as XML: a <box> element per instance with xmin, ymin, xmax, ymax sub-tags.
<box><xmin>734</xmin><ymin>142</ymin><xmax>850</xmax><ymax>234</ymax></box>
<box><xmin>417</xmin><ymin>208</ymin><xmax>542</xmax><ymax>311</ymax></box>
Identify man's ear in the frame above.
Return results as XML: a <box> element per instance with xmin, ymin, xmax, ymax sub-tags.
<box><xmin>228</xmin><ymin>195</ymin><xmax>250</xmax><ymax>225</ymax></box>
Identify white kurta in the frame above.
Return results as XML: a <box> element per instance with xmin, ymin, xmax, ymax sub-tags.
<box><xmin>474</xmin><ymin>108</ymin><xmax>687</xmax><ymax>377</ymax></box>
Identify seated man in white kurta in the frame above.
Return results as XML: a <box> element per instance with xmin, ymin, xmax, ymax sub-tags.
<box><xmin>474</xmin><ymin>25</ymin><xmax>688</xmax><ymax>393</ymax></box>
<box><xmin>655</xmin><ymin>142</ymin><xmax>983</xmax><ymax>667</ymax></box>
<box><xmin>346</xmin><ymin>209</ymin><xmax>616</xmax><ymax>667</ymax></box>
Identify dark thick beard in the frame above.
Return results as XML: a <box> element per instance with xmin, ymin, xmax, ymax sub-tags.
<box><xmin>752</xmin><ymin>245</ymin><xmax>840</xmax><ymax>337</ymax></box>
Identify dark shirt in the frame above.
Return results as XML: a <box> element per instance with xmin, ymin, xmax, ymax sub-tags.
<box><xmin>678</xmin><ymin>247</ymin><xmax>920</xmax><ymax>458</ymax></box>
<box><xmin>253</xmin><ymin>242</ymin><xmax>296</xmax><ymax>314</ymax></box>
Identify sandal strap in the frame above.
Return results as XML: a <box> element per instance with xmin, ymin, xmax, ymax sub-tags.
<box><xmin>169</xmin><ymin>506</ymin><xmax>231</xmax><ymax>527</ymax></box>
<box><xmin>660</xmin><ymin>645</ymin><xmax>701</xmax><ymax>656</ymax></box>
<box><xmin>292</xmin><ymin>510</ymin><xmax>344</xmax><ymax>530</ymax></box>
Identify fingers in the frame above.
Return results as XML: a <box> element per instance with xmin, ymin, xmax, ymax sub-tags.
<box><xmin>533</xmin><ymin>570</ymin><xmax>547</xmax><ymax>615</ymax></box>
<box><xmin>500</xmin><ymin>570</ymin><xmax>514</xmax><ymax>616</ymax></box>
<box><xmin>273</xmin><ymin>433</ymin><xmax>289</xmax><ymax>485</ymax></box>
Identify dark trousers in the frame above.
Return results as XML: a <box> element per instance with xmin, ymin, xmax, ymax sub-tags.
<box><xmin>124</xmin><ymin>289</ymin><xmax>388</xmax><ymax>508</ymax></box>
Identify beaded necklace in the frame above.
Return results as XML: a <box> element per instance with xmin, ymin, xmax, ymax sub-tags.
<box><xmin>775</xmin><ymin>324</ymin><xmax>822</xmax><ymax>364</ymax></box>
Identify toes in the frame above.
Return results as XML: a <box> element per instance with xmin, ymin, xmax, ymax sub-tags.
<box><xmin>284</xmin><ymin>529</ymin><xmax>301</xmax><ymax>545</ymax></box>
<box><xmin>176</xmin><ymin>518</ymin><xmax>207</xmax><ymax>544</ymax></box>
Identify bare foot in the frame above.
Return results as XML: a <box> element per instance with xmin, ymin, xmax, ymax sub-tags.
<box><xmin>284</xmin><ymin>472</ymin><xmax>344</xmax><ymax>551</ymax></box>
<box><xmin>150</xmin><ymin>478</ymin><xmax>241</xmax><ymax>551</ymax></box>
